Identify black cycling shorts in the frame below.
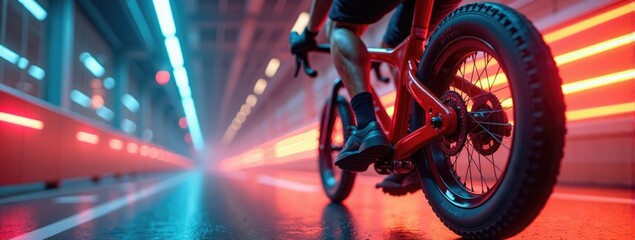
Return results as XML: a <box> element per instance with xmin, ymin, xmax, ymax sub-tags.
<box><xmin>383</xmin><ymin>0</ymin><xmax>462</xmax><ymax>47</ymax></box>
<box><xmin>328</xmin><ymin>0</ymin><xmax>404</xmax><ymax>24</ymax></box>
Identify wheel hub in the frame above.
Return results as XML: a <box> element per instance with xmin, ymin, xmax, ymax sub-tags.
<box><xmin>439</xmin><ymin>91</ymin><xmax>468</xmax><ymax>156</ymax></box>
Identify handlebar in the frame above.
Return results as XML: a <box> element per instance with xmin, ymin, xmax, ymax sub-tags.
<box><xmin>293</xmin><ymin>44</ymin><xmax>390</xmax><ymax>83</ymax></box>
<box><xmin>294</xmin><ymin>44</ymin><xmax>330</xmax><ymax>78</ymax></box>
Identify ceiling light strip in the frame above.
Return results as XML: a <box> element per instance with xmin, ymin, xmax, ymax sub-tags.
<box><xmin>152</xmin><ymin>0</ymin><xmax>204</xmax><ymax>151</ymax></box>
<box><xmin>17</xmin><ymin>0</ymin><xmax>47</xmax><ymax>21</ymax></box>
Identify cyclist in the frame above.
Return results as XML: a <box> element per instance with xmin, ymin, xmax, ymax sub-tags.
<box><xmin>290</xmin><ymin>0</ymin><xmax>461</xmax><ymax>194</ymax></box>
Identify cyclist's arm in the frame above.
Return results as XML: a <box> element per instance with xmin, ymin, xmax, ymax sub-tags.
<box><xmin>307</xmin><ymin>0</ymin><xmax>332</xmax><ymax>32</ymax></box>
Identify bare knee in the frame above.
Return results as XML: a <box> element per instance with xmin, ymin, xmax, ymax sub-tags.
<box><xmin>329</xmin><ymin>26</ymin><xmax>367</xmax><ymax>61</ymax></box>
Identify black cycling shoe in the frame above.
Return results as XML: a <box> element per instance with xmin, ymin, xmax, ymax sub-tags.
<box><xmin>375</xmin><ymin>170</ymin><xmax>421</xmax><ymax>196</ymax></box>
<box><xmin>335</xmin><ymin>121</ymin><xmax>391</xmax><ymax>172</ymax></box>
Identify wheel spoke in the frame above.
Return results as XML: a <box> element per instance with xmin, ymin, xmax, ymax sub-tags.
<box><xmin>466</xmin><ymin>141</ymin><xmax>505</xmax><ymax>173</ymax></box>
<box><xmin>492</xmin><ymin>147</ymin><xmax>498</xmax><ymax>181</ymax></box>
<box><xmin>451</xmin><ymin>147</ymin><xmax>462</xmax><ymax>170</ymax></box>
<box><xmin>439</xmin><ymin>50</ymin><xmax>516</xmax><ymax>200</ymax></box>
<box><xmin>473</xmin><ymin>121</ymin><xmax>513</xmax><ymax>127</ymax></box>
<box><xmin>469</xmin><ymin>85</ymin><xmax>510</xmax><ymax>100</ymax></box>
<box><xmin>469</xmin><ymin>115</ymin><xmax>512</xmax><ymax>151</ymax></box>
<box><xmin>464</xmin><ymin>141</ymin><xmax>481</xmax><ymax>191</ymax></box>
<box><xmin>488</xmin><ymin>66</ymin><xmax>502</xmax><ymax>92</ymax></box>
<box><xmin>471</xmin><ymin>108</ymin><xmax>509</xmax><ymax>114</ymax></box>
<box><xmin>475</xmin><ymin>150</ymin><xmax>488</xmax><ymax>193</ymax></box>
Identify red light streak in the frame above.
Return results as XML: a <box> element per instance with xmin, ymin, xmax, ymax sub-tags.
<box><xmin>109</xmin><ymin>139</ymin><xmax>123</xmax><ymax>150</ymax></box>
<box><xmin>76</xmin><ymin>131</ymin><xmax>99</xmax><ymax>145</ymax></box>
<box><xmin>274</xmin><ymin>129</ymin><xmax>318</xmax><ymax>158</ymax></box>
<box><xmin>543</xmin><ymin>2</ymin><xmax>635</xmax><ymax>43</ymax></box>
<box><xmin>158</xmin><ymin>149</ymin><xmax>166</xmax><ymax>160</ymax></box>
<box><xmin>567</xmin><ymin>103</ymin><xmax>635</xmax><ymax>121</ymax></box>
<box><xmin>140</xmin><ymin>145</ymin><xmax>149</xmax><ymax>157</ymax></box>
<box><xmin>0</xmin><ymin>112</ymin><xmax>44</xmax><ymax>130</ymax></box>
<box><xmin>562</xmin><ymin>70</ymin><xmax>635</xmax><ymax>94</ymax></box>
<box><xmin>127</xmin><ymin>143</ymin><xmax>138</xmax><ymax>154</ymax></box>
<box><xmin>554</xmin><ymin>33</ymin><xmax>635</xmax><ymax>66</ymax></box>
<box><xmin>240</xmin><ymin>148</ymin><xmax>265</xmax><ymax>164</ymax></box>
<box><xmin>149</xmin><ymin>147</ymin><xmax>158</xmax><ymax>159</ymax></box>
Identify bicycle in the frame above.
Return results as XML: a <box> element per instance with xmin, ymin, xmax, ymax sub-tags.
<box><xmin>293</xmin><ymin>1</ymin><xmax>566</xmax><ymax>239</ymax></box>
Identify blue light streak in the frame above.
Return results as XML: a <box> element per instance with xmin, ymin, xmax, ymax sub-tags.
<box><xmin>96</xmin><ymin>106</ymin><xmax>114</xmax><ymax>121</ymax></box>
<box><xmin>0</xmin><ymin>44</ymin><xmax>45</xmax><ymax>80</ymax></box>
<box><xmin>122</xmin><ymin>93</ymin><xmax>140</xmax><ymax>113</ymax></box>
<box><xmin>181</xmin><ymin>97</ymin><xmax>204</xmax><ymax>151</ymax></box>
<box><xmin>173</xmin><ymin>66</ymin><xmax>189</xmax><ymax>87</ymax></box>
<box><xmin>103</xmin><ymin>77</ymin><xmax>115</xmax><ymax>89</ymax></box>
<box><xmin>18</xmin><ymin>0</ymin><xmax>47</xmax><ymax>21</ymax></box>
<box><xmin>152</xmin><ymin>0</ymin><xmax>176</xmax><ymax>37</ymax></box>
<box><xmin>79</xmin><ymin>52</ymin><xmax>105</xmax><ymax>78</ymax></box>
<box><xmin>152</xmin><ymin>0</ymin><xmax>205</xmax><ymax>151</ymax></box>
<box><xmin>164</xmin><ymin>36</ymin><xmax>184</xmax><ymax>68</ymax></box>
<box><xmin>0</xmin><ymin>44</ymin><xmax>19</xmax><ymax>64</ymax></box>
<box><xmin>121</xmin><ymin>119</ymin><xmax>137</xmax><ymax>133</ymax></box>
<box><xmin>70</xmin><ymin>90</ymin><xmax>91</xmax><ymax>108</ymax></box>
<box><xmin>17</xmin><ymin>57</ymin><xmax>29</xmax><ymax>69</ymax></box>
<box><xmin>28</xmin><ymin>65</ymin><xmax>45</xmax><ymax>80</ymax></box>
<box><xmin>173</xmin><ymin>66</ymin><xmax>192</xmax><ymax>98</ymax></box>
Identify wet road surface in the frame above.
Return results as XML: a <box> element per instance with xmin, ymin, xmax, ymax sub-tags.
<box><xmin>0</xmin><ymin>168</ymin><xmax>633</xmax><ymax>239</ymax></box>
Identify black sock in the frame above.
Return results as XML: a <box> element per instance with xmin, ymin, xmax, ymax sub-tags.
<box><xmin>351</xmin><ymin>92</ymin><xmax>376</xmax><ymax>128</ymax></box>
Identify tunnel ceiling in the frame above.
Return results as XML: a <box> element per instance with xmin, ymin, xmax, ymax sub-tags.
<box><xmin>85</xmin><ymin>0</ymin><xmax>308</xmax><ymax>149</ymax></box>
<box><xmin>182</xmin><ymin>0</ymin><xmax>308</xmax><ymax>146</ymax></box>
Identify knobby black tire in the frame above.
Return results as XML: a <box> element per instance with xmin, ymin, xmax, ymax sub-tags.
<box><xmin>318</xmin><ymin>95</ymin><xmax>357</xmax><ymax>203</ymax></box>
<box><xmin>415</xmin><ymin>2</ymin><xmax>566</xmax><ymax>239</ymax></box>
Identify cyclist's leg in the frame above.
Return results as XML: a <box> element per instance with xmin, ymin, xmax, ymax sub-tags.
<box><xmin>328</xmin><ymin>21</ymin><xmax>392</xmax><ymax>171</ymax></box>
<box><xmin>327</xmin><ymin>0</ymin><xmax>401</xmax><ymax>171</ymax></box>
<box><xmin>327</xmin><ymin>0</ymin><xmax>402</xmax><ymax>128</ymax></box>
<box><xmin>328</xmin><ymin>21</ymin><xmax>369</xmax><ymax>104</ymax></box>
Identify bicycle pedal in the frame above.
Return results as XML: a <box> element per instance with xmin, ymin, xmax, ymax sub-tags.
<box><xmin>373</xmin><ymin>159</ymin><xmax>392</xmax><ymax>175</ymax></box>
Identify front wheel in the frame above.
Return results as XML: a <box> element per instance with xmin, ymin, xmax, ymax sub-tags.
<box><xmin>415</xmin><ymin>3</ymin><xmax>566</xmax><ymax>239</ymax></box>
<box><xmin>318</xmin><ymin>94</ymin><xmax>356</xmax><ymax>203</ymax></box>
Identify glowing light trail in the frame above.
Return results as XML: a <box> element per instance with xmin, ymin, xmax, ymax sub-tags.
<box><xmin>0</xmin><ymin>112</ymin><xmax>44</xmax><ymax>130</ymax></box>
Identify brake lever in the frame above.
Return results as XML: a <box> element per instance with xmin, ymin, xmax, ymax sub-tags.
<box><xmin>293</xmin><ymin>53</ymin><xmax>318</xmax><ymax>78</ymax></box>
<box><xmin>294</xmin><ymin>55</ymin><xmax>302</xmax><ymax>78</ymax></box>
<box><xmin>302</xmin><ymin>54</ymin><xmax>318</xmax><ymax>78</ymax></box>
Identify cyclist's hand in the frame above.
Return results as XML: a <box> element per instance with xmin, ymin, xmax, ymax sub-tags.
<box><xmin>290</xmin><ymin>27</ymin><xmax>318</xmax><ymax>55</ymax></box>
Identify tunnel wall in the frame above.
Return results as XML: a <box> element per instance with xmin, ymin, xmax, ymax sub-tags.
<box><xmin>0</xmin><ymin>85</ymin><xmax>191</xmax><ymax>186</ymax></box>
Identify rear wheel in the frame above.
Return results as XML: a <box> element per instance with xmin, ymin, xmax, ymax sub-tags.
<box><xmin>415</xmin><ymin>3</ymin><xmax>566</xmax><ymax>239</ymax></box>
<box><xmin>319</xmin><ymin>95</ymin><xmax>356</xmax><ymax>203</ymax></box>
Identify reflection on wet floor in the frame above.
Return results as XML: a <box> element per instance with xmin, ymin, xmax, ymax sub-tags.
<box><xmin>0</xmin><ymin>169</ymin><xmax>633</xmax><ymax>239</ymax></box>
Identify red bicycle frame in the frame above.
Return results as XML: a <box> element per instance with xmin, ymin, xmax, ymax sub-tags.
<box><xmin>366</xmin><ymin>0</ymin><xmax>457</xmax><ymax>160</ymax></box>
